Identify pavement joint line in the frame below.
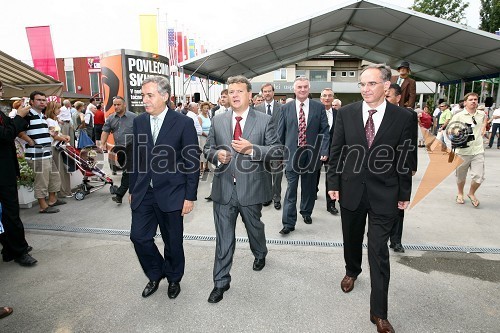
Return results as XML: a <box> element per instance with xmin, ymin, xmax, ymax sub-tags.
<box><xmin>24</xmin><ymin>223</ymin><xmax>500</xmax><ymax>254</ymax></box>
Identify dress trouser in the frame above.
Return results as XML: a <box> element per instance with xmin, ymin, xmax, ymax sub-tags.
<box><xmin>340</xmin><ymin>186</ymin><xmax>398</xmax><ymax>320</ymax></box>
<box><xmin>212</xmin><ymin>185</ymin><xmax>267</xmax><ymax>288</ymax></box>
<box><xmin>115</xmin><ymin>145</ymin><xmax>132</xmax><ymax>198</ymax></box>
<box><xmin>389</xmin><ymin>209</ymin><xmax>405</xmax><ymax>245</ymax></box>
<box><xmin>130</xmin><ymin>187</ymin><xmax>184</xmax><ymax>282</ymax></box>
<box><xmin>282</xmin><ymin>149</ymin><xmax>317</xmax><ymax>228</ymax></box>
<box><xmin>0</xmin><ymin>184</ymin><xmax>29</xmax><ymax>261</ymax></box>
<box><xmin>315</xmin><ymin>163</ymin><xmax>337</xmax><ymax>208</ymax></box>
<box><xmin>271</xmin><ymin>160</ymin><xmax>283</xmax><ymax>202</ymax></box>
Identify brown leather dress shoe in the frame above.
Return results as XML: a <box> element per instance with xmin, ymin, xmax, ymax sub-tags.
<box><xmin>370</xmin><ymin>315</ymin><xmax>395</xmax><ymax>333</ymax></box>
<box><xmin>340</xmin><ymin>275</ymin><xmax>356</xmax><ymax>293</ymax></box>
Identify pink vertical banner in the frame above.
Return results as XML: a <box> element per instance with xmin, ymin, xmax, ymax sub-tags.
<box><xmin>25</xmin><ymin>26</ymin><xmax>59</xmax><ymax>80</ymax></box>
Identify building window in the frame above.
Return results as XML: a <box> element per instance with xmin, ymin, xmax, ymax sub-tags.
<box><xmin>274</xmin><ymin>68</ymin><xmax>287</xmax><ymax>81</ymax></box>
<box><xmin>310</xmin><ymin>70</ymin><xmax>327</xmax><ymax>82</ymax></box>
<box><xmin>349</xmin><ymin>71</ymin><xmax>356</xmax><ymax>77</ymax></box>
<box><xmin>341</xmin><ymin>71</ymin><xmax>347</xmax><ymax>77</ymax></box>
<box><xmin>331</xmin><ymin>71</ymin><xmax>336</xmax><ymax>77</ymax></box>
<box><xmin>65</xmin><ymin>71</ymin><xmax>75</xmax><ymax>93</ymax></box>
<box><xmin>89</xmin><ymin>73</ymin><xmax>100</xmax><ymax>96</ymax></box>
<box><xmin>295</xmin><ymin>70</ymin><xmax>306</xmax><ymax>78</ymax></box>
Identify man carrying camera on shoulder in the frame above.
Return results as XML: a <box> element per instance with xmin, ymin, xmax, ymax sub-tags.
<box><xmin>448</xmin><ymin>92</ymin><xmax>486</xmax><ymax>207</ymax></box>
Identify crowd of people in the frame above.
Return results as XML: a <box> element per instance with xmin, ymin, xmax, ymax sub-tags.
<box><xmin>1</xmin><ymin>60</ymin><xmax>497</xmax><ymax>331</ymax></box>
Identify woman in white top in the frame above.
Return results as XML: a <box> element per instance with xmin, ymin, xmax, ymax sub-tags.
<box><xmin>45</xmin><ymin>101</ymin><xmax>72</xmax><ymax>197</ymax></box>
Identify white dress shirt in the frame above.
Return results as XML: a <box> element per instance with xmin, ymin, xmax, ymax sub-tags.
<box><xmin>295</xmin><ymin>99</ymin><xmax>310</xmax><ymax>146</ymax></box>
<box><xmin>265</xmin><ymin>101</ymin><xmax>274</xmax><ymax>115</ymax></box>
<box><xmin>231</xmin><ymin>108</ymin><xmax>249</xmax><ymax>138</ymax></box>
<box><xmin>186</xmin><ymin>111</ymin><xmax>203</xmax><ymax>135</ymax></box>
<box><xmin>362</xmin><ymin>100</ymin><xmax>386</xmax><ymax>135</ymax></box>
<box><xmin>58</xmin><ymin>106</ymin><xmax>72</xmax><ymax>121</ymax></box>
<box><xmin>325</xmin><ymin>108</ymin><xmax>333</xmax><ymax>129</ymax></box>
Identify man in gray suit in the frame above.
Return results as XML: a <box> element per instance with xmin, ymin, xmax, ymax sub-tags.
<box><xmin>254</xmin><ymin>83</ymin><xmax>283</xmax><ymax>209</ymax></box>
<box><xmin>204</xmin><ymin>75</ymin><xmax>281</xmax><ymax>303</ymax></box>
<box><xmin>278</xmin><ymin>76</ymin><xmax>330</xmax><ymax>234</ymax></box>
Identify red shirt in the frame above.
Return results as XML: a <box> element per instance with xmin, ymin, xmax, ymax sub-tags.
<box><xmin>94</xmin><ymin>110</ymin><xmax>105</xmax><ymax>125</ymax></box>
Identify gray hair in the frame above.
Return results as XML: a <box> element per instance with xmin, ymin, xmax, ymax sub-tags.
<box><xmin>333</xmin><ymin>98</ymin><xmax>342</xmax><ymax>107</ymax></box>
<box><xmin>188</xmin><ymin>102</ymin><xmax>198</xmax><ymax>110</ymax></box>
<box><xmin>142</xmin><ymin>76</ymin><xmax>171</xmax><ymax>97</ymax></box>
<box><xmin>63</xmin><ymin>99</ymin><xmax>71</xmax><ymax>106</ymax></box>
<box><xmin>226</xmin><ymin>75</ymin><xmax>252</xmax><ymax>92</ymax></box>
<box><xmin>360</xmin><ymin>64</ymin><xmax>392</xmax><ymax>82</ymax></box>
<box><xmin>293</xmin><ymin>76</ymin><xmax>310</xmax><ymax>88</ymax></box>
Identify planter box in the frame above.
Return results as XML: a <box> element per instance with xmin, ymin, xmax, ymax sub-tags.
<box><xmin>18</xmin><ymin>186</ymin><xmax>36</xmax><ymax>209</ymax></box>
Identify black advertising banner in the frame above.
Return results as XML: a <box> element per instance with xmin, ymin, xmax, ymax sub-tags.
<box><xmin>124</xmin><ymin>51</ymin><xmax>170</xmax><ymax>113</ymax></box>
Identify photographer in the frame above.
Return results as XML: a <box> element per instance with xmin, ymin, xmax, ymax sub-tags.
<box><xmin>449</xmin><ymin>92</ymin><xmax>486</xmax><ymax>207</ymax></box>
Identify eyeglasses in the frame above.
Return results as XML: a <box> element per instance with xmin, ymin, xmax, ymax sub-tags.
<box><xmin>472</xmin><ymin>116</ymin><xmax>477</xmax><ymax>125</ymax></box>
<box><xmin>357</xmin><ymin>81</ymin><xmax>383</xmax><ymax>88</ymax></box>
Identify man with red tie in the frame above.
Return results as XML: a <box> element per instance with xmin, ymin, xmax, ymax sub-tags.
<box><xmin>327</xmin><ymin>64</ymin><xmax>414</xmax><ymax>333</ymax></box>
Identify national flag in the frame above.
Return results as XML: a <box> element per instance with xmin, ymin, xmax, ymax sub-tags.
<box><xmin>176</xmin><ymin>32</ymin><xmax>183</xmax><ymax>64</ymax></box>
<box><xmin>167</xmin><ymin>28</ymin><xmax>177</xmax><ymax>73</ymax></box>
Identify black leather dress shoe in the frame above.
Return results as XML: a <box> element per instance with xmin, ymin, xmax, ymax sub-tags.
<box><xmin>27</xmin><ymin>246</ymin><xmax>33</xmax><ymax>253</ymax></box>
<box><xmin>14</xmin><ymin>254</ymin><xmax>37</xmax><ymax>267</ymax></box>
<box><xmin>393</xmin><ymin>243</ymin><xmax>405</xmax><ymax>253</ymax></box>
<box><xmin>262</xmin><ymin>200</ymin><xmax>272</xmax><ymax>206</ymax></box>
<box><xmin>302</xmin><ymin>215</ymin><xmax>312</xmax><ymax>224</ymax></box>
<box><xmin>112</xmin><ymin>196</ymin><xmax>122</xmax><ymax>204</ymax></box>
<box><xmin>279</xmin><ymin>227</ymin><xmax>295</xmax><ymax>235</ymax></box>
<box><xmin>205</xmin><ymin>195</ymin><xmax>212</xmax><ymax>201</ymax></box>
<box><xmin>167</xmin><ymin>282</ymin><xmax>181</xmax><ymax>299</ymax></box>
<box><xmin>253</xmin><ymin>258</ymin><xmax>266</xmax><ymax>271</ymax></box>
<box><xmin>274</xmin><ymin>201</ymin><xmax>281</xmax><ymax>210</ymax></box>
<box><xmin>327</xmin><ymin>204</ymin><xmax>339</xmax><ymax>215</ymax></box>
<box><xmin>142</xmin><ymin>280</ymin><xmax>161</xmax><ymax>298</ymax></box>
<box><xmin>208</xmin><ymin>284</ymin><xmax>230</xmax><ymax>303</ymax></box>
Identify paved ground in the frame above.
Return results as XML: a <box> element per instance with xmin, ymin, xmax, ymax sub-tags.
<box><xmin>1</xmin><ymin>148</ymin><xmax>499</xmax><ymax>332</ymax></box>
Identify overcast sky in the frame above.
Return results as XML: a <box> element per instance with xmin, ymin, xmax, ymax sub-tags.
<box><xmin>0</xmin><ymin>0</ymin><xmax>482</xmax><ymax>64</ymax></box>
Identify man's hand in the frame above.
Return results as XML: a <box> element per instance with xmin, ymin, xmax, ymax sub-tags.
<box><xmin>217</xmin><ymin>150</ymin><xmax>232</xmax><ymax>164</ymax></box>
<box><xmin>128</xmin><ymin>194</ymin><xmax>132</xmax><ymax>204</ymax></box>
<box><xmin>182</xmin><ymin>200</ymin><xmax>194</xmax><ymax>216</ymax></box>
<box><xmin>231</xmin><ymin>138</ymin><xmax>253</xmax><ymax>155</ymax></box>
<box><xmin>328</xmin><ymin>190</ymin><xmax>339</xmax><ymax>201</ymax></box>
<box><xmin>398</xmin><ymin>201</ymin><xmax>410</xmax><ymax>210</ymax></box>
<box><xmin>320</xmin><ymin>155</ymin><xmax>328</xmax><ymax>162</ymax></box>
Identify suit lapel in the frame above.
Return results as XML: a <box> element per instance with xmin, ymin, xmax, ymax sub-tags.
<box><xmin>242</xmin><ymin>109</ymin><xmax>257</xmax><ymax>139</ymax></box>
<box><xmin>353</xmin><ymin>105</ymin><xmax>368</xmax><ymax>147</ymax></box>
<box><xmin>154</xmin><ymin>109</ymin><xmax>177</xmax><ymax>145</ymax></box>
<box><xmin>372</xmin><ymin>105</ymin><xmax>397</xmax><ymax>147</ymax></box>
<box><xmin>307</xmin><ymin>100</ymin><xmax>314</xmax><ymax>128</ymax></box>
<box><xmin>224</xmin><ymin>110</ymin><xmax>233</xmax><ymax>144</ymax></box>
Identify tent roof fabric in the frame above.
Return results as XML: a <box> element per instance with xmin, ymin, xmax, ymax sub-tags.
<box><xmin>180</xmin><ymin>0</ymin><xmax>500</xmax><ymax>84</ymax></box>
<box><xmin>0</xmin><ymin>50</ymin><xmax>63</xmax><ymax>98</ymax></box>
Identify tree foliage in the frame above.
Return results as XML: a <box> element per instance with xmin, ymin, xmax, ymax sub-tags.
<box><xmin>411</xmin><ymin>0</ymin><xmax>469</xmax><ymax>24</ymax></box>
<box><xmin>479</xmin><ymin>0</ymin><xmax>500</xmax><ymax>32</ymax></box>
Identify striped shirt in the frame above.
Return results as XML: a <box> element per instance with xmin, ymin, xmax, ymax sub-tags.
<box><xmin>25</xmin><ymin>109</ymin><xmax>52</xmax><ymax>160</ymax></box>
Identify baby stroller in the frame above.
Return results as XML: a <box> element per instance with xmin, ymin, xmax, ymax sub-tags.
<box><xmin>56</xmin><ymin>137</ymin><xmax>117</xmax><ymax>201</ymax></box>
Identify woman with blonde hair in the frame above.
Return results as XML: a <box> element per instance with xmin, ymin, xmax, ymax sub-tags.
<box><xmin>45</xmin><ymin>101</ymin><xmax>72</xmax><ymax>197</ymax></box>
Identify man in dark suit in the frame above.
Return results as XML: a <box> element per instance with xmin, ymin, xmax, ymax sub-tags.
<box><xmin>316</xmin><ymin>88</ymin><xmax>339</xmax><ymax>215</ymax></box>
<box><xmin>204</xmin><ymin>76</ymin><xmax>281</xmax><ymax>303</ymax></box>
<box><xmin>278</xmin><ymin>77</ymin><xmax>329</xmax><ymax>234</ymax></box>
<box><xmin>0</xmin><ymin>80</ymin><xmax>37</xmax><ymax>267</ymax></box>
<box><xmin>129</xmin><ymin>76</ymin><xmax>200</xmax><ymax>299</ymax></box>
<box><xmin>254</xmin><ymin>83</ymin><xmax>283</xmax><ymax>209</ymax></box>
<box><xmin>327</xmin><ymin>64</ymin><xmax>415</xmax><ymax>333</ymax></box>
<box><xmin>385</xmin><ymin>83</ymin><xmax>418</xmax><ymax>254</ymax></box>
<box><xmin>390</xmin><ymin>61</ymin><xmax>416</xmax><ymax>109</ymax></box>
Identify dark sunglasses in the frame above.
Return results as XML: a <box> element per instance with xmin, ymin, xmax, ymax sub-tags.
<box><xmin>471</xmin><ymin>116</ymin><xmax>477</xmax><ymax>125</ymax></box>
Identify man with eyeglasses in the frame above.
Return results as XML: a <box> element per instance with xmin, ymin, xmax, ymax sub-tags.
<box><xmin>100</xmin><ymin>96</ymin><xmax>137</xmax><ymax>204</ymax></box>
<box><xmin>327</xmin><ymin>64</ymin><xmax>414</xmax><ymax>333</ymax></box>
<box><xmin>449</xmin><ymin>92</ymin><xmax>486</xmax><ymax>207</ymax></box>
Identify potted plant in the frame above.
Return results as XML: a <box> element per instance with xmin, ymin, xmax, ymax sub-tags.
<box><xmin>16</xmin><ymin>145</ymin><xmax>36</xmax><ymax>208</ymax></box>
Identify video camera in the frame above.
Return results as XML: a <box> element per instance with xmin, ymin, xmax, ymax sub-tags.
<box><xmin>447</xmin><ymin>121</ymin><xmax>475</xmax><ymax>149</ymax></box>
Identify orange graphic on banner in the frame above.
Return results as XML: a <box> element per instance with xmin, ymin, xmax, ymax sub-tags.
<box><xmin>410</xmin><ymin>128</ymin><xmax>463</xmax><ymax>209</ymax></box>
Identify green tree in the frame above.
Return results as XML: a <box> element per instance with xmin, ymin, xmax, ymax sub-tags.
<box><xmin>411</xmin><ymin>0</ymin><xmax>469</xmax><ymax>24</ymax></box>
<box><xmin>479</xmin><ymin>0</ymin><xmax>500</xmax><ymax>32</ymax></box>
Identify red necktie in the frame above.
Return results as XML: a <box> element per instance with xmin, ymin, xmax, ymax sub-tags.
<box><xmin>298</xmin><ymin>103</ymin><xmax>306</xmax><ymax>147</ymax></box>
<box><xmin>234</xmin><ymin>116</ymin><xmax>243</xmax><ymax>140</ymax></box>
<box><xmin>365</xmin><ymin>109</ymin><xmax>377</xmax><ymax>148</ymax></box>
